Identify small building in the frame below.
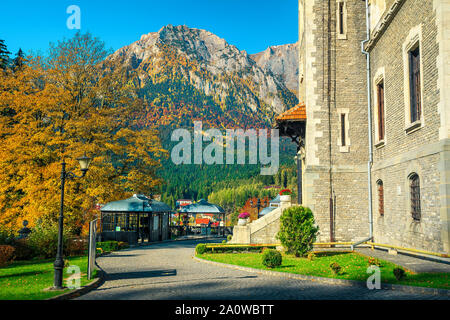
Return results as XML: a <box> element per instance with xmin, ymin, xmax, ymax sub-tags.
<box><xmin>100</xmin><ymin>194</ymin><xmax>172</xmax><ymax>244</ymax></box>
<box><xmin>176</xmin><ymin>199</ymin><xmax>193</xmax><ymax>209</ymax></box>
<box><xmin>258</xmin><ymin>195</ymin><xmax>282</xmax><ymax>217</ymax></box>
<box><xmin>179</xmin><ymin>199</ymin><xmax>226</xmax><ymax>235</ymax></box>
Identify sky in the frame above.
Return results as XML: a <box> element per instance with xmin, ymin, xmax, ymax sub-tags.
<box><xmin>0</xmin><ymin>0</ymin><xmax>298</xmax><ymax>56</ymax></box>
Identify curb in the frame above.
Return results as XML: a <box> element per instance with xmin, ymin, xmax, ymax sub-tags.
<box><xmin>132</xmin><ymin>236</ymin><xmax>225</xmax><ymax>247</ymax></box>
<box><xmin>46</xmin><ymin>269</ymin><xmax>105</xmax><ymax>300</ymax></box>
<box><xmin>193</xmin><ymin>256</ymin><xmax>450</xmax><ymax>297</ymax></box>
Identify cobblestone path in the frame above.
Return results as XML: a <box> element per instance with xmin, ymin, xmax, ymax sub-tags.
<box><xmin>78</xmin><ymin>239</ymin><xmax>447</xmax><ymax>300</ymax></box>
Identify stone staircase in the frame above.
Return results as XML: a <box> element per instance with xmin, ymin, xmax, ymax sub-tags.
<box><xmin>230</xmin><ymin>201</ymin><xmax>292</xmax><ymax>244</ymax></box>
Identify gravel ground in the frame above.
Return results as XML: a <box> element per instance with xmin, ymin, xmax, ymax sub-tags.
<box><xmin>77</xmin><ymin>239</ymin><xmax>448</xmax><ymax>300</ymax></box>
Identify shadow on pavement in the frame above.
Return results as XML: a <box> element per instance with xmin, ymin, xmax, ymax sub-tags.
<box><xmin>106</xmin><ymin>269</ymin><xmax>177</xmax><ymax>281</ymax></box>
<box><xmin>132</xmin><ymin>239</ymin><xmax>225</xmax><ymax>250</ymax></box>
<box><xmin>91</xmin><ymin>276</ymin><xmax>424</xmax><ymax>300</ymax></box>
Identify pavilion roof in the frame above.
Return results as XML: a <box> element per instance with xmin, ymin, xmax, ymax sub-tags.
<box><xmin>179</xmin><ymin>199</ymin><xmax>225</xmax><ymax>214</ymax></box>
<box><xmin>101</xmin><ymin>194</ymin><xmax>172</xmax><ymax>213</ymax></box>
<box><xmin>276</xmin><ymin>102</ymin><xmax>306</xmax><ymax>121</ymax></box>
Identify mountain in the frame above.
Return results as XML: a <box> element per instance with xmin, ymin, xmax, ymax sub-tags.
<box><xmin>250</xmin><ymin>42</ymin><xmax>299</xmax><ymax>96</ymax></box>
<box><xmin>108</xmin><ymin>25</ymin><xmax>299</xmax><ymax>204</ymax></box>
<box><xmin>110</xmin><ymin>25</ymin><xmax>298</xmax><ymax>128</ymax></box>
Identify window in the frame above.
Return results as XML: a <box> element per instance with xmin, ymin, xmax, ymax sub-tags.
<box><xmin>377</xmin><ymin>81</ymin><xmax>385</xmax><ymax>141</ymax></box>
<box><xmin>409</xmin><ymin>46</ymin><xmax>421</xmax><ymax>123</ymax></box>
<box><xmin>336</xmin><ymin>1</ymin><xmax>347</xmax><ymax>39</ymax></box>
<box><xmin>341</xmin><ymin>113</ymin><xmax>346</xmax><ymax>147</ymax></box>
<box><xmin>337</xmin><ymin>109</ymin><xmax>349</xmax><ymax>152</ymax></box>
<box><xmin>409</xmin><ymin>173</ymin><xmax>421</xmax><ymax>221</ymax></box>
<box><xmin>377</xmin><ymin>180</ymin><xmax>384</xmax><ymax>216</ymax></box>
<box><xmin>402</xmin><ymin>25</ymin><xmax>423</xmax><ymax>131</ymax></box>
<box><xmin>338</xmin><ymin>2</ymin><xmax>344</xmax><ymax>35</ymax></box>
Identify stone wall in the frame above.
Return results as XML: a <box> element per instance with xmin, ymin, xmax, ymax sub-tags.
<box><xmin>368</xmin><ymin>0</ymin><xmax>449</xmax><ymax>253</ymax></box>
<box><xmin>301</xmin><ymin>0</ymin><xmax>370</xmax><ymax>242</ymax></box>
<box><xmin>230</xmin><ymin>201</ymin><xmax>291</xmax><ymax>244</ymax></box>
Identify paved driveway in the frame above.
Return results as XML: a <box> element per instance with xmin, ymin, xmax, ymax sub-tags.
<box><xmin>78</xmin><ymin>239</ymin><xmax>446</xmax><ymax>300</ymax></box>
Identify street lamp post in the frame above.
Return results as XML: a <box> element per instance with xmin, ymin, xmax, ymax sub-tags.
<box><xmin>53</xmin><ymin>154</ymin><xmax>91</xmax><ymax>290</ymax></box>
<box><xmin>250</xmin><ymin>198</ymin><xmax>267</xmax><ymax>219</ymax></box>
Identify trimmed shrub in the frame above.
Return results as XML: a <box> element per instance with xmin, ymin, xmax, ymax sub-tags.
<box><xmin>276</xmin><ymin>206</ymin><xmax>319</xmax><ymax>257</ymax></box>
<box><xmin>262</xmin><ymin>249</ymin><xmax>282</xmax><ymax>268</ymax></box>
<box><xmin>96</xmin><ymin>241</ymin><xmax>119</xmax><ymax>253</ymax></box>
<box><xmin>393</xmin><ymin>267</ymin><xmax>406</xmax><ymax>281</ymax></box>
<box><xmin>196</xmin><ymin>243</ymin><xmax>207</xmax><ymax>255</ymax></box>
<box><xmin>307</xmin><ymin>252</ymin><xmax>316</xmax><ymax>261</ymax></box>
<box><xmin>194</xmin><ymin>244</ymin><xmax>277</xmax><ymax>254</ymax></box>
<box><xmin>66</xmin><ymin>238</ymin><xmax>88</xmax><ymax>257</ymax></box>
<box><xmin>330</xmin><ymin>262</ymin><xmax>341</xmax><ymax>275</ymax></box>
<box><xmin>212</xmin><ymin>244</ymin><xmax>276</xmax><ymax>254</ymax></box>
<box><xmin>12</xmin><ymin>239</ymin><xmax>35</xmax><ymax>260</ymax></box>
<box><xmin>227</xmin><ymin>235</ymin><xmax>232</xmax><ymax>242</ymax></box>
<box><xmin>0</xmin><ymin>229</ymin><xmax>14</xmax><ymax>246</ymax></box>
<box><xmin>0</xmin><ymin>245</ymin><xmax>15</xmax><ymax>267</ymax></box>
<box><xmin>118</xmin><ymin>242</ymin><xmax>129</xmax><ymax>250</ymax></box>
<box><xmin>27</xmin><ymin>222</ymin><xmax>70</xmax><ymax>259</ymax></box>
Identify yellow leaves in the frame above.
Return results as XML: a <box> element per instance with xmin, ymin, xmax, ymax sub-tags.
<box><xmin>0</xmin><ymin>38</ymin><xmax>167</xmax><ymax>233</ymax></box>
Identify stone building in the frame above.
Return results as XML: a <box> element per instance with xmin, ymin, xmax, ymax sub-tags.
<box><xmin>298</xmin><ymin>0</ymin><xmax>450</xmax><ymax>254</ymax></box>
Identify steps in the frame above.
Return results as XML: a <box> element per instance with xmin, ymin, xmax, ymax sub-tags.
<box><xmin>230</xmin><ymin>202</ymin><xmax>292</xmax><ymax>244</ymax></box>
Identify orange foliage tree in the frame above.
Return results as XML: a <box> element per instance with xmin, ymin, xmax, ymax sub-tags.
<box><xmin>0</xmin><ymin>32</ymin><xmax>167</xmax><ymax>234</ymax></box>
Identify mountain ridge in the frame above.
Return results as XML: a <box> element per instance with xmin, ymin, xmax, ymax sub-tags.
<box><xmin>110</xmin><ymin>24</ymin><xmax>298</xmax><ymax>123</ymax></box>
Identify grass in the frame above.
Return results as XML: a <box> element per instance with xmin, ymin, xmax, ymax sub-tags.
<box><xmin>197</xmin><ymin>251</ymin><xmax>450</xmax><ymax>290</ymax></box>
<box><xmin>0</xmin><ymin>255</ymin><xmax>98</xmax><ymax>300</ymax></box>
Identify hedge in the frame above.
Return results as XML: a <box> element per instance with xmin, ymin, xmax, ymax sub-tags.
<box><xmin>196</xmin><ymin>244</ymin><xmax>277</xmax><ymax>254</ymax></box>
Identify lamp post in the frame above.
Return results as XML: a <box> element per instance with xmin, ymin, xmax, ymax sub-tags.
<box><xmin>294</xmin><ymin>147</ymin><xmax>305</xmax><ymax>205</ymax></box>
<box><xmin>250</xmin><ymin>198</ymin><xmax>267</xmax><ymax>219</ymax></box>
<box><xmin>53</xmin><ymin>154</ymin><xmax>91</xmax><ymax>290</ymax></box>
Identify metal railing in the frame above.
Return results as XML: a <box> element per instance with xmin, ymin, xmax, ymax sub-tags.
<box><xmin>169</xmin><ymin>225</ymin><xmax>231</xmax><ymax>238</ymax></box>
<box><xmin>87</xmin><ymin>219</ymin><xmax>98</xmax><ymax>280</ymax></box>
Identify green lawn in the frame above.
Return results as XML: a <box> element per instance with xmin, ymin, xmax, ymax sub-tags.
<box><xmin>198</xmin><ymin>251</ymin><xmax>450</xmax><ymax>290</ymax></box>
<box><xmin>0</xmin><ymin>256</ymin><xmax>97</xmax><ymax>300</ymax></box>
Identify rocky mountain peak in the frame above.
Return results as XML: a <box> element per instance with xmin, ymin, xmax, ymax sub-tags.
<box><xmin>250</xmin><ymin>42</ymin><xmax>299</xmax><ymax>95</ymax></box>
<box><xmin>111</xmin><ymin>25</ymin><xmax>298</xmax><ymax>115</ymax></box>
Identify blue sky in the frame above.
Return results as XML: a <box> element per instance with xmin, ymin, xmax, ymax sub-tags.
<box><xmin>0</xmin><ymin>0</ymin><xmax>298</xmax><ymax>56</ymax></box>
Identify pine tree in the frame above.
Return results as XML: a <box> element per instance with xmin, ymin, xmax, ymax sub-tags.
<box><xmin>282</xmin><ymin>170</ymin><xmax>288</xmax><ymax>188</ymax></box>
<box><xmin>0</xmin><ymin>39</ymin><xmax>11</xmax><ymax>70</ymax></box>
<box><xmin>13</xmin><ymin>48</ymin><xmax>26</xmax><ymax>71</ymax></box>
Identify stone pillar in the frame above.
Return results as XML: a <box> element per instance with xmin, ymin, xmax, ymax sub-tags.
<box><xmin>439</xmin><ymin>139</ymin><xmax>450</xmax><ymax>254</ymax></box>
<box><xmin>230</xmin><ymin>225</ymin><xmax>251</xmax><ymax>244</ymax></box>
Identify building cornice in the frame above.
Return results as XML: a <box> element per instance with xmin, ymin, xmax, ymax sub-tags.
<box><xmin>365</xmin><ymin>0</ymin><xmax>406</xmax><ymax>52</ymax></box>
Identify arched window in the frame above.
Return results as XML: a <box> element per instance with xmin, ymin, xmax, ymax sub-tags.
<box><xmin>409</xmin><ymin>173</ymin><xmax>421</xmax><ymax>221</ymax></box>
<box><xmin>377</xmin><ymin>180</ymin><xmax>384</xmax><ymax>216</ymax></box>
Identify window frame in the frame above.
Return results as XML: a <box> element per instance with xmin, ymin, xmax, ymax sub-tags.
<box><xmin>409</xmin><ymin>173</ymin><xmax>421</xmax><ymax>222</ymax></box>
<box><xmin>337</xmin><ymin>108</ymin><xmax>350</xmax><ymax>153</ymax></box>
<box><xmin>341</xmin><ymin>113</ymin><xmax>346</xmax><ymax>147</ymax></box>
<box><xmin>377</xmin><ymin>179</ymin><xmax>384</xmax><ymax>217</ymax></box>
<box><xmin>403</xmin><ymin>25</ymin><xmax>424</xmax><ymax>134</ymax></box>
<box><xmin>409</xmin><ymin>46</ymin><xmax>421</xmax><ymax>124</ymax></box>
<box><xmin>336</xmin><ymin>0</ymin><xmax>347</xmax><ymax>40</ymax></box>
<box><xmin>373</xmin><ymin>68</ymin><xmax>386</xmax><ymax>148</ymax></box>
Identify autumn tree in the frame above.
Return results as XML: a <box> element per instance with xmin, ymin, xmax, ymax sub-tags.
<box><xmin>0</xmin><ymin>32</ymin><xmax>167</xmax><ymax>234</ymax></box>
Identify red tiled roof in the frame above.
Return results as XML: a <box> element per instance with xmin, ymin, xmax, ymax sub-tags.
<box><xmin>276</xmin><ymin>102</ymin><xmax>306</xmax><ymax>121</ymax></box>
<box><xmin>196</xmin><ymin>218</ymin><xmax>210</xmax><ymax>225</ymax></box>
